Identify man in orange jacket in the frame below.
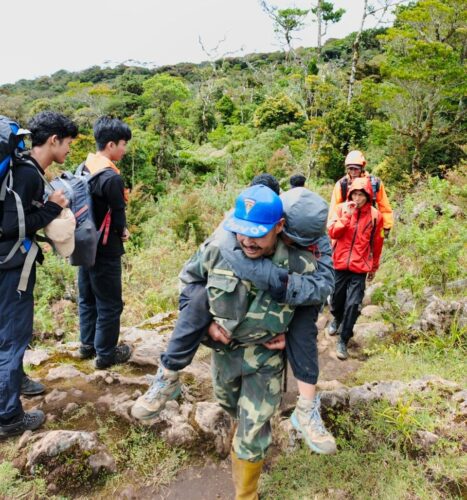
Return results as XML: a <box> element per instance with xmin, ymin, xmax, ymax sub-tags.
<box><xmin>328</xmin><ymin>150</ymin><xmax>393</xmax><ymax>236</ymax></box>
<box><xmin>327</xmin><ymin>177</ymin><xmax>384</xmax><ymax>360</ymax></box>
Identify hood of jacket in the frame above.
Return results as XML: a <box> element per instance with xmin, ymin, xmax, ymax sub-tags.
<box><xmin>280</xmin><ymin>187</ymin><xmax>328</xmax><ymax>246</ymax></box>
<box><xmin>346</xmin><ymin>176</ymin><xmax>372</xmax><ymax>202</ymax></box>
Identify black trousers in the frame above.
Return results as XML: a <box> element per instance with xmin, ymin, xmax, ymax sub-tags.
<box><xmin>78</xmin><ymin>255</ymin><xmax>123</xmax><ymax>361</ymax></box>
<box><xmin>330</xmin><ymin>270</ymin><xmax>367</xmax><ymax>344</ymax></box>
<box><xmin>161</xmin><ymin>283</ymin><xmax>320</xmax><ymax>385</ymax></box>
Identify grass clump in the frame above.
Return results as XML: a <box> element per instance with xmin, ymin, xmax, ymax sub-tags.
<box><xmin>111</xmin><ymin>426</ymin><xmax>189</xmax><ymax>485</ymax></box>
<box><xmin>262</xmin><ymin>390</ymin><xmax>465</xmax><ymax>499</ymax></box>
<box><xmin>355</xmin><ymin>341</ymin><xmax>466</xmax><ymax>386</ymax></box>
<box><xmin>0</xmin><ymin>461</ymin><xmax>48</xmax><ymax>499</ymax></box>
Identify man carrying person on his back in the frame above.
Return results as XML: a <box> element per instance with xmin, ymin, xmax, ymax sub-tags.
<box><xmin>77</xmin><ymin>116</ymin><xmax>132</xmax><ymax>369</ymax></box>
<box><xmin>0</xmin><ymin>111</ymin><xmax>77</xmax><ymax>438</ymax></box>
<box><xmin>133</xmin><ymin>184</ymin><xmax>336</xmax><ymax>498</ymax></box>
<box><xmin>327</xmin><ymin>150</ymin><xmax>392</xmax><ymax>336</ymax></box>
<box><xmin>327</xmin><ymin>177</ymin><xmax>385</xmax><ymax>360</ymax></box>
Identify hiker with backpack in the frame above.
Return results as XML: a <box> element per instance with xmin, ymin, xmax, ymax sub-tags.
<box><xmin>0</xmin><ymin>112</ymin><xmax>78</xmax><ymax>438</ymax></box>
<box><xmin>328</xmin><ymin>150</ymin><xmax>393</xmax><ymax>235</ymax></box>
<box><xmin>77</xmin><ymin>116</ymin><xmax>132</xmax><ymax>369</ymax></box>
<box><xmin>327</xmin><ymin>150</ymin><xmax>392</xmax><ymax>336</ymax></box>
<box><xmin>327</xmin><ymin>177</ymin><xmax>384</xmax><ymax>361</ymax></box>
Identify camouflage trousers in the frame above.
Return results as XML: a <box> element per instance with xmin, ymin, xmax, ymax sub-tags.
<box><xmin>211</xmin><ymin>345</ymin><xmax>284</xmax><ymax>462</ymax></box>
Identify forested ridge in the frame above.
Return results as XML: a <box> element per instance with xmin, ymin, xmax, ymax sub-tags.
<box><xmin>0</xmin><ymin>1</ymin><xmax>465</xmax><ymax>498</ymax></box>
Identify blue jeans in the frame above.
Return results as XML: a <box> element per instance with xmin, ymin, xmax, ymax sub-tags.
<box><xmin>78</xmin><ymin>255</ymin><xmax>123</xmax><ymax>360</ymax></box>
<box><xmin>0</xmin><ymin>266</ymin><xmax>35</xmax><ymax>423</ymax></box>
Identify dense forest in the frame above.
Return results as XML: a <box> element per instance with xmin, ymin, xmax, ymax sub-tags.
<box><xmin>1</xmin><ymin>0</ymin><xmax>465</xmax><ymax>192</ymax></box>
<box><xmin>0</xmin><ymin>1</ymin><xmax>465</xmax><ymax>498</ymax></box>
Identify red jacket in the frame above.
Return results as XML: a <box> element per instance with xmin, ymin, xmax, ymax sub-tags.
<box><xmin>328</xmin><ymin>177</ymin><xmax>384</xmax><ymax>273</ymax></box>
<box><xmin>328</xmin><ymin>171</ymin><xmax>394</xmax><ymax>230</ymax></box>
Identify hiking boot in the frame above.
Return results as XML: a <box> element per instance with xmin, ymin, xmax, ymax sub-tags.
<box><xmin>95</xmin><ymin>344</ymin><xmax>132</xmax><ymax>370</ymax></box>
<box><xmin>77</xmin><ymin>344</ymin><xmax>96</xmax><ymax>360</ymax></box>
<box><xmin>0</xmin><ymin>410</ymin><xmax>45</xmax><ymax>439</ymax></box>
<box><xmin>290</xmin><ymin>395</ymin><xmax>337</xmax><ymax>455</ymax></box>
<box><xmin>327</xmin><ymin>318</ymin><xmax>340</xmax><ymax>336</ymax></box>
<box><xmin>21</xmin><ymin>375</ymin><xmax>46</xmax><ymax>396</ymax></box>
<box><xmin>336</xmin><ymin>338</ymin><xmax>349</xmax><ymax>360</ymax></box>
<box><xmin>131</xmin><ymin>366</ymin><xmax>181</xmax><ymax>420</ymax></box>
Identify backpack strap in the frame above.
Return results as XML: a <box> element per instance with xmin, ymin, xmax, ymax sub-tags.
<box><xmin>340</xmin><ymin>177</ymin><xmax>348</xmax><ymax>201</ymax></box>
<box><xmin>98</xmin><ymin>209</ymin><xmax>112</xmax><ymax>245</ymax></box>
<box><xmin>369</xmin><ymin>207</ymin><xmax>379</xmax><ymax>257</ymax></box>
<box><xmin>17</xmin><ymin>240</ymin><xmax>39</xmax><ymax>292</ymax></box>
<box><xmin>369</xmin><ymin>175</ymin><xmax>380</xmax><ymax>207</ymax></box>
<box><xmin>32</xmin><ymin>164</ymin><xmax>55</xmax><ymax>194</ymax></box>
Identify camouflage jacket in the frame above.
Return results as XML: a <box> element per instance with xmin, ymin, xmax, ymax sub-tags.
<box><xmin>179</xmin><ymin>236</ymin><xmax>317</xmax><ymax>344</ymax></box>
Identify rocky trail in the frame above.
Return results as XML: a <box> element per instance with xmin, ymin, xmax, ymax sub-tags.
<box><xmin>3</xmin><ymin>288</ymin><xmax>466</xmax><ymax>499</ymax></box>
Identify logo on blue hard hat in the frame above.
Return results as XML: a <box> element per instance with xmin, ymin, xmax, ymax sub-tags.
<box><xmin>223</xmin><ymin>185</ymin><xmax>283</xmax><ymax>238</ymax></box>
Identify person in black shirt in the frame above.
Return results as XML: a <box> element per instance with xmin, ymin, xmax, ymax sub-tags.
<box><xmin>0</xmin><ymin>111</ymin><xmax>77</xmax><ymax>438</ymax></box>
<box><xmin>77</xmin><ymin>117</ymin><xmax>132</xmax><ymax>369</ymax></box>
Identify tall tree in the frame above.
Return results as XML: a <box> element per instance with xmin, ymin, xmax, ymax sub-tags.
<box><xmin>378</xmin><ymin>0</ymin><xmax>466</xmax><ymax>173</ymax></box>
<box><xmin>260</xmin><ymin>1</ymin><xmax>309</xmax><ymax>58</ymax></box>
<box><xmin>311</xmin><ymin>1</ymin><xmax>345</xmax><ymax>59</ymax></box>
<box><xmin>142</xmin><ymin>74</ymin><xmax>191</xmax><ymax>174</ymax></box>
<box><xmin>347</xmin><ymin>0</ymin><xmax>410</xmax><ymax>104</ymax></box>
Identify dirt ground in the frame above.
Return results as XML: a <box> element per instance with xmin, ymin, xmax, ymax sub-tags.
<box><xmin>144</xmin><ymin>311</ymin><xmax>364</xmax><ymax>500</ymax></box>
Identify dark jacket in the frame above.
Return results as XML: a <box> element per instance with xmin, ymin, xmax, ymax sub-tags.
<box><xmin>88</xmin><ymin>169</ymin><xmax>126</xmax><ymax>258</ymax></box>
<box><xmin>0</xmin><ymin>153</ymin><xmax>62</xmax><ymax>268</ymax></box>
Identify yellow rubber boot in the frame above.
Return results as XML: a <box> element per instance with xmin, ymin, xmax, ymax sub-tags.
<box><xmin>231</xmin><ymin>450</ymin><xmax>264</xmax><ymax>500</ymax></box>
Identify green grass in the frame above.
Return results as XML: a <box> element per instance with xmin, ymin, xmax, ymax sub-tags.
<box><xmin>110</xmin><ymin>425</ymin><xmax>188</xmax><ymax>481</ymax></box>
<box><xmin>262</xmin><ymin>389</ymin><xmax>465</xmax><ymax>499</ymax></box>
<box><xmin>262</xmin><ymin>446</ymin><xmax>441</xmax><ymax>500</ymax></box>
<box><xmin>0</xmin><ymin>462</ymin><xmax>49</xmax><ymax>499</ymax></box>
<box><xmin>355</xmin><ymin>341</ymin><xmax>466</xmax><ymax>385</ymax></box>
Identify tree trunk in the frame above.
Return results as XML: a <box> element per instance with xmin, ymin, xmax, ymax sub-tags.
<box><xmin>411</xmin><ymin>141</ymin><xmax>421</xmax><ymax>174</ymax></box>
<box><xmin>347</xmin><ymin>0</ymin><xmax>368</xmax><ymax>104</ymax></box>
<box><xmin>316</xmin><ymin>0</ymin><xmax>323</xmax><ymax>59</ymax></box>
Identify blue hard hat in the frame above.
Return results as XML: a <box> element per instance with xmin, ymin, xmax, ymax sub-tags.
<box><xmin>223</xmin><ymin>185</ymin><xmax>283</xmax><ymax>238</ymax></box>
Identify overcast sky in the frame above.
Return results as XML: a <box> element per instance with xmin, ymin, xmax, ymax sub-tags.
<box><xmin>1</xmin><ymin>0</ymin><xmax>390</xmax><ymax>85</ymax></box>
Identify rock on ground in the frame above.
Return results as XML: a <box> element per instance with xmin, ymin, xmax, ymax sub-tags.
<box><xmin>45</xmin><ymin>365</ymin><xmax>85</xmax><ymax>381</ymax></box>
<box><xmin>413</xmin><ymin>296</ymin><xmax>467</xmax><ymax>333</ymax></box>
<box><xmin>24</xmin><ymin>349</ymin><xmax>50</xmax><ymax>367</ymax></box>
<box><xmin>194</xmin><ymin>402</ymin><xmax>233</xmax><ymax>457</ymax></box>
<box><xmin>25</xmin><ymin>430</ymin><xmax>116</xmax><ymax>475</ymax></box>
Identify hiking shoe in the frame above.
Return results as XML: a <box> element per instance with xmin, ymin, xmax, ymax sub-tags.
<box><xmin>77</xmin><ymin>344</ymin><xmax>96</xmax><ymax>360</ymax></box>
<box><xmin>131</xmin><ymin>366</ymin><xmax>181</xmax><ymax>420</ymax></box>
<box><xmin>21</xmin><ymin>375</ymin><xmax>46</xmax><ymax>396</ymax></box>
<box><xmin>327</xmin><ymin>318</ymin><xmax>340</xmax><ymax>336</ymax></box>
<box><xmin>336</xmin><ymin>339</ymin><xmax>349</xmax><ymax>360</ymax></box>
<box><xmin>0</xmin><ymin>410</ymin><xmax>45</xmax><ymax>439</ymax></box>
<box><xmin>290</xmin><ymin>395</ymin><xmax>337</xmax><ymax>455</ymax></box>
<box><xmin>95</xmin><ymin>344</ymin><xmax>132</xmax><ymax>370</ymax></box>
